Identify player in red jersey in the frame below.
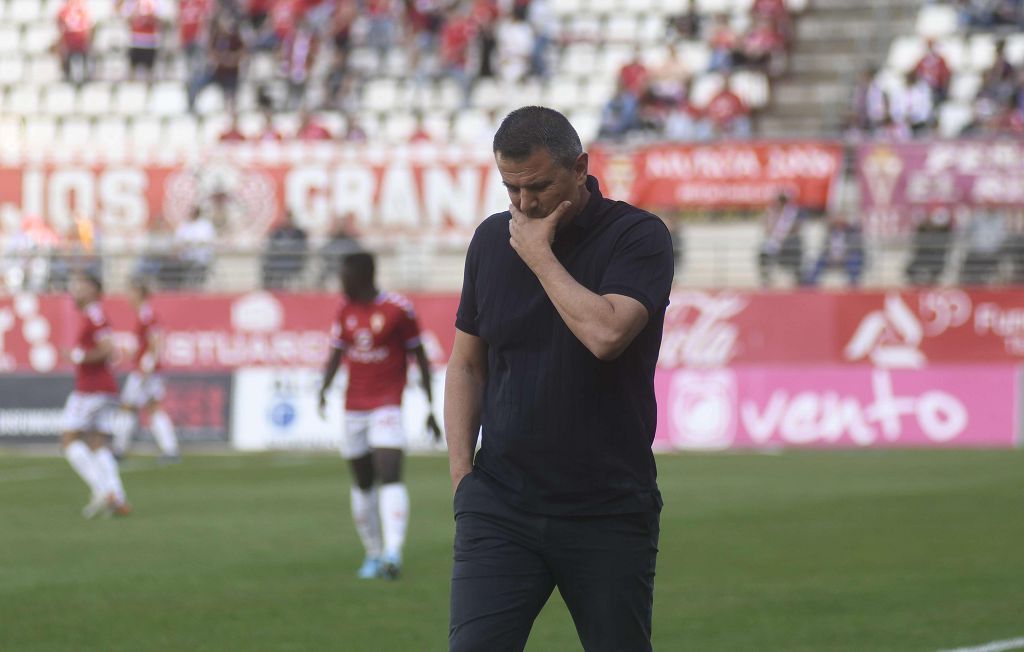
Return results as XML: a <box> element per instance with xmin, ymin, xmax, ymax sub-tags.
<box><xmin>61</xmin><ymin>272</ymin><xmax>131</xmax><ymax>518</ymax></box>
<box><xmin>112</xmin><ymin>278</ymin><xmax>180</xmax><ymax>462</ymax></box>
<box><xmin>318</xmin><ymin>252</ymin><xmax>441</xmax><ymax>580</ymax></box>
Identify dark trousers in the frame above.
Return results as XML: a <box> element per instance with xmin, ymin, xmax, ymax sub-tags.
<box><xmin>449</xmin><ymin>471</ymin><xmax>659</xmax><ymax>652</ymax></box>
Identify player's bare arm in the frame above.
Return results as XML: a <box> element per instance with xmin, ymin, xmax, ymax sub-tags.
<box><xmin>412</xmin><ymin>344</ymin><xmax>442</xmax><ymax>441</ymax></box>
<box><xmin>508</xmin><ymin>201</ymin><xmax>649</xmax><ymax>361</ymax></box>
<box><xmin>317</xmin><ymin>347</ymin><xmax>344</xmax><ymax>418</ymax></box>
<box><xmin>443</xmin><ymin>329</ymin><xmax>487</xmax><ymax>493</ymax></box>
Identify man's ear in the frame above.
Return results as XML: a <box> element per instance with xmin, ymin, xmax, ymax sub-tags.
<box><xmin>575</xmin><ymin>152</ymin><xmax>589</xmax><ymax>185</ymax></box>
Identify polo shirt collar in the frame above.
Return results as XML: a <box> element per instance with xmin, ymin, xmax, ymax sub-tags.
<box><xmin>567</xmin><ymin>175</ymin><xmax>604</xmax><ymax>232</ymax></box>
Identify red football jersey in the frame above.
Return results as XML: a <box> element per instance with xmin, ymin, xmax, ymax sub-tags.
<box><xmin>133</xmin><ymin>302</ymin><xmax>161</xmax><ymax>371</ymax></box>
<box><xmin>330</xmin><ymin>293</ymin><xmax>422</xmax><ymax>411</ymax></box>
<box><xmin>75</xmin><ymin>303</ymin><xmax>118</xmax><ymax>394</ymax></box>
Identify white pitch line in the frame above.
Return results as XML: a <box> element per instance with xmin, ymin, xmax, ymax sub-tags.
<box><xmin>939</xmin><ymin>637</ymin><xmax>1024</xmax><ymax>652</ymax></box>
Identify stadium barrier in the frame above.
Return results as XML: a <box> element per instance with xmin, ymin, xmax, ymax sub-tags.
<box><xmin>0</xmin><ymin>288</ymin><xmax>1021</xmax><ymax>450</ymax></box>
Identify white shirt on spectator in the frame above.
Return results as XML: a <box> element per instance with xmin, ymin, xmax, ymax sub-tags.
<box><xmin>175</xmin><ymin>217</ymin><xmax>216</xmax><ymax>265</ymax></box>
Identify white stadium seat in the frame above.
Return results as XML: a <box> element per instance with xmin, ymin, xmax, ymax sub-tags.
<box><xmin>78</xmin><ymin>82</ymin><xmax>113</xmax><ymax>117</ymax></box>
<box><xmin>542</xmin><ymin>76</ymin><xmax>583</xmax><ymax>112</ymax></box>
<box><xmin>604</xmin><ymin>15</ymin><xmax>639</xmax><ymax>42</ymax></box>
<box><xmin>565</xmin><ymin>15</ymin><xmax>601</xmax><ymax>42</ymax></box>
<box><xmin>22</xmin><ymin>23</ymin><xmax>59</xmax><ymax>56</ymax></box>
<box><xmin>24</xmin><ymin>117</ymin><xmax>57</xmax><ymax>149</ymax></box>
<box><xmin>561</xmin><ymin>42</ymin><xmax>599</xmax><ymax>77</ymax></box>
<box><xmin>383</xmin><ymin>112</ymin><xmax>416</xmax><ymax>144</ymax></box>
<box><xmin>690</xmin><ymin>72</ymin><xmax>725</xmax><ymax>108</ymax></box>
<box><xmin>638</xmin><ymin>14</ymin><xmax>666</xmax><ymax>42</ymax></box>
<box><xmin>453</xmin><ymin>110</ymin><xmax>488</xmax><ymax>144</ymax></box>
<box><xmin>0</xmin><ymin>116</ymin><xmax>22</xmax><ymax>152</ymax></box>
<box><xmin>949</xmin><ymin>73</ymin><xmax>981</xmax><ymax>103</ymax></box>
<box><xmin>730</xmin><ymin>70</ymin><xmax>770</xmax><ymax>109</ymax></box>
<box><xmin>59</xmin><ymin>117</ymin><xmax>92</xmax><ymax>151</ymax></box>
<box><xmin>888</xmin><ymin>36</ymin><xmax>926</xmax><ymax>73</ymax></box>
<box><xmin>0</xmin><ymin>54</ymin><xmax>25</xmax><ymax>85</ymax></box>
<box><xmin>85</xmin><ymin>0</ymin><xmax>115</xmax><ymax>23</ymax></box>
<box><xmin>552</xmin><ymin>0</ymin><xmax>584</xmax><ymax>17</ymax></box>
<box><xmin>130</xmin><ymin>116</ymin><xmax>164</xmax><ymax>150</ymax></box>
<box><xmin>41</xmin><ymin>83</ymin><xmax>77</xmax><ymax>116</ymax></box>
<box><xmin>5</xmin><ymin>85</ymin><xmax>39</xmax><ymax>116</ymax></box>
<box><xmin>582</xmin><ymin>79</ymin><xmax>615</xmax><ymax>109</ymax></box>
<box><xmin>600</xmin><ymin>43</ymin><xmax>634</xmax><ymax>75</ymax></box>
<box><xmin>568</xmin><ymin>109</ymin><xmax>600</xmax><ymax>145</ymax></box>
<box><xmin>786</xmin><ymin>0</ymin><xmax>808</xmax><ymax>12</ymax></box>
<box><xmin>938</xmin><ymin>102</ymin><xmax>973</xmax><ymax>138</ymax></box>
<box><xmin>8</xmin><ymin>0</ymin><xmax>42</xmax><ymax>25</ymax></box>
<box><xmin>431</xmin><ymin>79</ymin><xmax>463</xmax><ymax>111</ymax></box>
<box><xmin>968</xmin><ymin>33</ymin><xmax>997</xmax><ymax>71</ymax></box>
<box><xmin>470</xmin><ymin>77</ymin><xmax>503</xmax><ymax>111</ymax></box>
<box><xmin>27</xmin><ymin>55</ymin><xmax>61</xmax><ymax>85</ymax></box>
<box><xmin>589</xmin><ymin>0</ymin><xmax>617</xmax><ymax>16</ymax></box>
<box><xmin>937</xmin><ymin>37</ymin><xmax>967</xmax><ymax>72</ymax></box>
<box><xmin>1004</xmin><ymin>33</ymin><xmax>1024</xmax><ymax>67</ymax></box>
<box><xmin>695</xmin><ymin>0</ymin><xmax>732</xmax><ymax>15</ymax></box>
<box><xmin>94</xmin><ymin>117</ymin><xmax>129</xmax><ymax>152</ymax></box>
<box><xmin>362</xmin><ymin>78</ymin><xmax>399</xmax><ymax>112</ymax></box>
<box><xmin>0</xmin><ymin>24</ymin><xmax>21</xmax><ymax>54</ymax></box>
<box><xmin>678</xmin><ymin>41</ymin><xmax>712</xmax><ymax>75</ymax></box>
<box><xmin>114</xmin><ymin>82</ymin><xmax>148</xmax><ymax>115</ymax></box>
<box><xmin>917</xmin><ymin>4</ymin><xmax>959</xmax><ymax>39</ymax></box>
<box><xmin>195</xmin><ymin>84</ymin><xmax>226</xmax><ymax>115</ymax></box>
<box><xmin>149</xmin><ymin>82</ymin><xmax>188</xmax><ymax>117</ymax></box>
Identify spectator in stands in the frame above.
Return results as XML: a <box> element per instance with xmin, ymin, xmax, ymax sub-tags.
<box><xmin>648</xmin><ymin>44</ymin><xmax>690</xmax><ymax>106</ymax></box>
<box><xmin>440</xmin><ymin>3</ymin><xmax>477</xmax><ymax>101</ymax></box>
<box><xmin>121</xmin><ymin>0</ymin><xmax>162</xmax><ymax>82</ymax></box>
<box><xmin>317</xmin><ymin>213</ymin><xmax>362</xmax><ymax>288</ymax></box>
<box><xmin>905</xmin><ymin>207</ymin><xmax>953</xmax><ymax>286</ymax></box>
<box><xmin>851</xmin><ymin>67</ymin><xmax>888</xmax><ymax>134</ymax></box>
<box><xmin>331</xmin><ymin>0</ymin><xmax>358</xmax><ymax>72</ymax></box>
<box><xmin>960</xmin><ymin>207</ymin><xmax>1008</xmax><ymax>285</ymax></box>
<box><xmin>528</xmin><ymin>0</ymin><xmax>556</xmax><ymax>79</ymax></box>
<box><xmin>219</xmin><ymin>113</ymin><xmax>247</xmax><ymax>141</ymax></box>
<box><xmin>708</xmin><ymin>14</ymin><xmax>739</xmax><ymax>73</ymax></box>
<box><xmin>667</xmin><ymin>8</ymin><xmax>700</xmax><ymax>41</ymax></box>
<box><xmin>737</xmin><ymin>15</ymin><xmax>788</xmax><ymax>77</ymax></box>
<box><xmin>296</xmin><ymin>111</ymin><xmax>332</xmax><ymax>140</ymax></box>
<box><xmin>913</xmin><ymin>39</ymin><xmax>952</xmax><ymax>101</ymax></box>
<box><xmin>751</xmin><ymin>0</ymin><xmax>793</xmax><ymax>47</ymax></box>
<box><xmin>979</xmin><ymin>40</ymin><xmax>1017</xmax><ymax>105</ymax></box>
<box><xmin>472</xmin><ymin>0</ymin><xmax>500</xmax><ymax>79</ymax></box>
<box><xmin>664</xmin><ymin>87</ymin><xmax>712</xmax><ymax>142</ymax></box>
<box><xmin>618</xmin><ymin>48</ymin><xmax>650</xmax><ymax>100</ymax></box>
<box><xmin>57</xmin><ymin>0</ymin><xmax>93</xmax><ymax>85</ymax></box>
<box><xmin>49</xmin><ymin>215</ymin><xmax>101</xmax><ymax>292</ymax></box>
<box><xmin>955</xmin><ymin>0</ymin><xmax>1020</xmax><ymax>28</ymax></box>
<box><xmin>405</xmin><ymin>0</ymin><xmax>442</xmax><ymax>81</ymax></box>
<box><xmin>599</xmin><ymin>80</ymin><xmax>641</xmax><ymax>140</ymax></box>
<box><xmin>706</xmin><ymin>76</ymin><xmax>752</xmax><ymax>138</ymax></box>
<box><xmin>244</xmin><ymin>0</ymin><xmax>274</xmax><ymax>32</ymax></box>
<box><xmin>495</xmin><ymin>5</ymin><xmax>536</xmax><ymax>83</ymax></box>
<box><xmin>758</xmin><ymin>192</ymin><xmax>804</xmax><ymax>287</ymax></box>
<box><xmin>135</xmin><ymin>216</ymin><xmax>184</xmax><ymax>289</ymax></box>
<box><xmin>967</xmin><ymin>94</ymin><xmax>1024</xmax><ymax>135</ymax></box>
<box><xmin>367</xmin><ymin>0</ymin><xmax>400</xmax><ymax>67</ymax></box>
<box><xmin>189</xmin><ymin>11</ymin><xmax>246</xmax><ymax>113</ymax></box>
<box><xmin>173</xmin><ymin>207</ymin><xmax>217</xmax><ymax>288</ymax></box>
<box><xmin>179</xmin><ymin>0</ymin><xmax>212</xmax><ymax>83</ymax></box>
<box><xmin>803</xmin><ymin>214</ymin><xmax>865</xmax><ymax>286</ymax></box>
<box><xmin>261</xmin><ymin>211</ymin><xmax>309</xmax><ymax>290</ymax></box>
<box><xmin>892</xmin><ymin>71</ymin><xmax>937</xmax><ymax>136</ymax></box>
<box><xmin>282</xmin><ymin>16</ymin><xmax>320</xmax><ymax>110</ymax></box>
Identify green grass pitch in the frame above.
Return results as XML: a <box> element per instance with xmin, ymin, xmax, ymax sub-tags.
<box><xmin>1</xmin><ymin>451</ymin><xmax>1022</xmax><ymax>651</ymax></box>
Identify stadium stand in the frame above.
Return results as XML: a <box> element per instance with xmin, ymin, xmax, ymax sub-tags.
<box><xmin>0</xmin><ymin>0</ymin><xmax>809</xmax><ymax>153</ymax></box>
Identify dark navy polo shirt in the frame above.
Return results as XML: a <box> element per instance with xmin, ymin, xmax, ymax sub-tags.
<box><xmin>455</xmin><ymin>175</ymin><xmax>674</xmax><ymax>515</ymax></box>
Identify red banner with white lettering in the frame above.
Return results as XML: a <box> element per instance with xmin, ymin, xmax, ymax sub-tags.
<box><xmin>588</xmin><ymin>141</ymin><xmax>844</xmax><ymax>211</ymax></box>
<box><xmin>2</xmin><ymin>289</ymin><xmax>1023</xmax><ymax>374</ymax></box>
<box><xmin>0</xmin><ymin>142</ymin><xmax>845</xmax><ymax>246</ymax></box>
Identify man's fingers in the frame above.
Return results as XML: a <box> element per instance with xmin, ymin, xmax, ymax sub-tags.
<box><xmin>548</xmin><ymin>200</ymin><xmax>573</xmax><ymax>224</ymax></box>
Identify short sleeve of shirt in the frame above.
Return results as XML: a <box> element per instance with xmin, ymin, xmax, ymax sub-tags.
<box><xmin>598</xmin><ymin>216</ymin><xmax>675</xmax><ymax>316</ymax></box>
<box><xmin>329</xmin><ymin>303</ymin><xmax>346</xmax><ymax>350</ymax></box>
<box><xmin>87</xmin><ymin>306</ymin><xmax>112</xmax><ymax>342</ymax></box>
<box><xmin>455</xmin><ymin>224</ymin><xmax>482</xmax><ymax>336</ymax></box>
<box><xmin>398</xmin><ymin>301</ymin><xmax>422</xmax><ymax>350</ymax></box>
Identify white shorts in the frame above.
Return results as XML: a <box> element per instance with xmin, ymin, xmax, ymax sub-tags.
<box><xmin>342</xmin><ymin>406</ymin><xmax>405</xmax><ymax>460</ymax></box>
<box><xmin>120</xmin><ymin>372</ymin><xmax>167</xmax><ymax>408</ymax></box>
<box><xmin>62</xmin><ymin>392</ymin><xmax>118</xmax><ymax>434</ymax></box>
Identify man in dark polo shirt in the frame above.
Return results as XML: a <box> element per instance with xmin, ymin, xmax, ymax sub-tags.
<box><xmin>444</xmin><ymin>106</ymin><xmax>674</xmax><ymax>651</ymax></box>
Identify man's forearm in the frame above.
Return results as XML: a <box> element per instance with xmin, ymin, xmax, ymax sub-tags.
<box><xmin>443</xmin><ymin>366</ymin><xmax>484</xmax><ymax>487</ymax></box>
<box><xmin>529</xmin><ymin>253</ymin><xmax>631</xmax><ymax>360</ymax></box>
<box><xmin>320</xmin><ymin>349</ymin><xmax>342</xmax><ymax>392</ymax></box>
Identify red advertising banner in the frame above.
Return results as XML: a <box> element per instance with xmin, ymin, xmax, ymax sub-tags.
<box><xmin>589</xmin><ymin>141</ymin><xmax>844</xmax><ymax>211</ymax></box>
<box><xmin>1</xmin><ymin>289</ymin><xmax>1023</xmax><ymax>373</ymax></box>
<box><xmin>0</xmin><ymin>142</ymin><xmax>845</xmax><ymax>247</ymax></box>
<box><xmin>858</xmin><ymin>140</ymin><xmax>1024</xmax><ymax>237</ymax></box>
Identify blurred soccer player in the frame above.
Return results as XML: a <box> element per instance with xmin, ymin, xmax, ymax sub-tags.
<box><xmin>61</xmin><ymin>272</ymin><xmax>131</xmax><ymax>518</ymax></box>
<box><xmin>318</xmin><ymin>252</ymin><xmax>441</xmax><ymax>580</ymax></box>
<box><xmin>112</xmin><ymin>278</ymin><xmax>180</xmax><ymax>462</ymax></box>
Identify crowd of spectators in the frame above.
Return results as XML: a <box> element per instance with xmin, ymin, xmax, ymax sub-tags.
<box><xmin>53</xmin><ymin>0</ymin><xmax>560</xmax><ymax>121</ymax></box>
<box><xmin>600</xmin><ymin>0</ymin><xmax>795</xmax><ymax>142</ymax></box>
